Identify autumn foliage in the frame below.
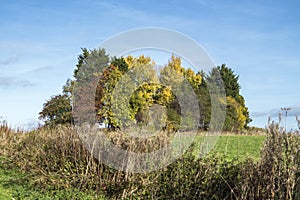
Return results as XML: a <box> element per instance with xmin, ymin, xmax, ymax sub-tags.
<box><xmin>39</xmin><ymin>48</ymin><xmax>251</xmax><ymax>131</ymax></box>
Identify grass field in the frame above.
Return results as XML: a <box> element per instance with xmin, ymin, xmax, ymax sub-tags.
<box><xmin>190</xmin><ymin>134</ymin><xmax>266</xmax><ymax>161</ymax></box>
<box><xmin>212</xmin><ymin>135</ymin><xmax>266</xmax><ymax>161</ymax></box>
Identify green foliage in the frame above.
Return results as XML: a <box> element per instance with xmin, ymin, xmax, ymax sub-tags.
<box><xmin>0</xmin><ymin>164</ymin><xmax>12</xmax><ymax>199</ymax></box>
<box><xmin>111</xmin><ymin>56</ymin><xmax>129</xmax><ymax>73</ymax></box>
<box><xmin>96</xmin><ymin>56</ymin><xmax>132</xmax><ymax>128</ymax></box>
<box><xmin>39</xmin><ymin>48</ymin><xmax>110</xmax><ymax>127</ymax></box>
<box><xmin>39</xmin><ymin>94</ymin><xmax>73</xmax><ymax>126</ymax></box>
<box><xmin>73</xmin><ymin>48</ymin><xmax>110</xmax><ymax>124</ymax></box>
<box><xmin>218</xmin><ymin>64</ymin><xmax>240</xmax><ymax>99</ymax></box>
<box><xmin>208</xmin><ymin>64</ymin><xmax>251</xmax><ymax>131</ymax></box>
<box><xmin>39</xmin><ymin>78</ymin><xmax>75</xmax><ymax>127</ymax></box>
<box><xmin>195</xmin><ymin>75</ymin><xmax>211</xmax><ymax>130</ymax></box>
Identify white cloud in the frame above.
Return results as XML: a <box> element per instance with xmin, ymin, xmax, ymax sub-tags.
<box><xmin>0</xmin><ymin>56</ymin><xmax>18</xmax><ymax>65</ymax></box>
<box><xmin>0</xmin><ymin>76</ymin><xmax>35</xmax><ymax>88</ymax></box>
<box><xmin>251</xmin><ymin>104</ymin><xmax>300</xmax><ymax>118</ymax></box>
<box><xmin>25</xmin><ymin>66</ymin><xmax>53</xmax><ymax>73</ymax></box>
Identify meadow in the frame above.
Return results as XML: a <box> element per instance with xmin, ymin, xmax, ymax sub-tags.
<box><xmin>0</xmin><ymin>123</ymin><xmax>299</xmax><ymax>199</ymax></box>
<box><xmin>209</xmin><ymin>134</ymin><xmax>266</xmax><ymax>161</ymax></box>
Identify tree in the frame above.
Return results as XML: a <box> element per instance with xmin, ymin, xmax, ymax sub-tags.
<box><xmin>39</xmin><ymin>93</ymin><xmax>73</xmax><ymax>126</ymax></box>
<box><xmin>218</xmin><ymin>64</ymin><xmax>240</xmax><ymax>100</ymax></box>
<box><xmin>73</xmin><ymin>48</ymin><xmax>110</xmax><ymax>124</ymax></box>
<box><xmin>221</xmin><ymin>96</ymin><xmax>247</xmax><ymax>131</ymax></box>
<box><xmin>95</xmin><ymin>54</ymin><xmax>202</xmax><ymax>131</ymax></box>
<box><xmin>96</xmin><ymin>55</ymin><xmax>159</xmax><ymax>129</ymax></box>
<box><xmin>236</xmin><ymin>95</ymin><xmax>252</xmax><ymax>128</ymax></box>
<box><xmin>159</xmin><ymin>55</ymin><xmax>203</xmax><ymax>131</ymax></box>
<box><xmin>39</xmin><ymin>78</ymin><xmax>75</xmax><ymax>127</ymax></box>
<box><xmin>39</xmin><ymin>48</ymin><xmax>110</xmax><ymax>127</ymax></box>
<box><xmin>95</xmin><ymin>57</ymin><xmax>129</xmax><ymax>128</ymax></box>
<box><xmin>40</xmin><ymin>48</ymin><xmax>252</xmax><ymax>132</ymax></box>
<box><xmin>215</xmin><ymin>64</ymin><xmax>252</xmax><ymax>130</ymax></box>
<box><xmin>196</xmin><ymin>74</ymin><xmax>211</xmax><ymax>130</ymax></box>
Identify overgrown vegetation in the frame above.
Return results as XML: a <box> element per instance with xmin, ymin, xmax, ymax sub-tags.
<box><xmin>0</xmin><ymin>121</ymin><xmax>299</xmax><ymax>199</ymax></box>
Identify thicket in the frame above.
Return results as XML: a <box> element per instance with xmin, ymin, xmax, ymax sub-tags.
<box><xmin>0</xmin><ymin>121</ymin><xmax>299</xmax><ymax>199</ymax></box>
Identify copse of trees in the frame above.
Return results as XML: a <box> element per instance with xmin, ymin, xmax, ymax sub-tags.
<box><xmin>39</xmin><ymin>48</ymin><xmax>251</xmax><ymax>131</ymax></box>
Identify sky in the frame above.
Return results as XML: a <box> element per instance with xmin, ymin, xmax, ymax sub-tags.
<box><xmin>0</xmin><ymin>0</ymin><xmax>300</xmax><ymax>130</ymax></box>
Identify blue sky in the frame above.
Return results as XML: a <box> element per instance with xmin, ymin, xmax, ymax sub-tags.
<box><xmin>1</xmin><ymin>0</ymin><xmax>300</xmax><ymax>130</ymax></box>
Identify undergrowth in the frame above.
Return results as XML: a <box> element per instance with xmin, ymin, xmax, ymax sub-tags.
<box><xmin>0</xmin><ymin>121</ymin><xmax>299</xmax><ymax>199</ymax></box>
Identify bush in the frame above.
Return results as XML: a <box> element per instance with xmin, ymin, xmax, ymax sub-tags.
<box><xmin>241</xmin><ymin>122</ymin><xmax>300</xmax><ymax>199</ymax></box>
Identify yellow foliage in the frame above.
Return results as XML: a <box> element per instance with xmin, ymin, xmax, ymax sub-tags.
<box><xmin>226</xmin><ymin>96</ymin><xmax>247</xmax><ymax>128</ymax></box>
<box><xmin>168</xmin><ymin>54</ymin><xmax>184</xmax><ymax>75</ymax></box>
<box><xmin>185</xmin><ymin>68</ymin><xmax>202</xmax><ymax>88</ymax></box>
<box><xmin>124</xmin><ymin>55</ymin><xmax>153</xmax><ymax>69</ymax></box>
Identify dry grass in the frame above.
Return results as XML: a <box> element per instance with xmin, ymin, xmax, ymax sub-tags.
<box><xmin>0</xmin><ymin>122</ymin><xmax>299</xmax><ymax>199</ymax></box>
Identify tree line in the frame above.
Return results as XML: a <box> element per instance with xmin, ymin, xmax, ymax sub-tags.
<box><xmin>39</xmin><ymin>48</ymin><xmax>251</xmax><ymax>131</ymax></box>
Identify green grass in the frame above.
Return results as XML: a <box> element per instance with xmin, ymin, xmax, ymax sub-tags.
<box><xmin>212</xmin><ymin>135</ymin><xmax>266</xmax><ymax>161</ymax></box>
<box><xmin>192</xmin><ymin>134</ymin><xmax>266</xmax><ymax>161</ymax></box>
<box><xmin>0</xmin><ymin>174</ymin><xmax>12</xmax><ymax>200</ymax></box>
<box><xmin>0</xmin><ymin>157</ymin><xmax>105</xmax><ymax>200</ymax></box>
